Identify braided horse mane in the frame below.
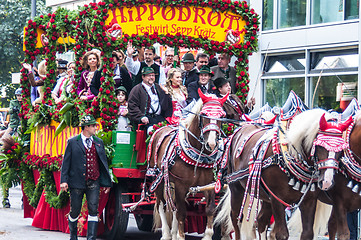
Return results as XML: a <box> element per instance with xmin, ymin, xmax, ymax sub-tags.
<box><xmin>286</xmin><ymin>108</ymin><xmax>332</xmax><ymax>159</ymax></box>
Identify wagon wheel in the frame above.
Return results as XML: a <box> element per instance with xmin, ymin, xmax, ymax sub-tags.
<box><xmin>104</xmin><ymin>183</ymin><xmax>129</xmax><ymax>240</ymax></box>
<box><xmin>134</xmin><ymin>205</ymin><xmax>154</xmax><ymax>232</ymax></box>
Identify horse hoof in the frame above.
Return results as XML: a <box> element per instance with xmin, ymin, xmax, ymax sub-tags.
<box><xmin>161</xmin><ymin>237</ymin><xmax>171</xmax><ymax>240</ymax></box>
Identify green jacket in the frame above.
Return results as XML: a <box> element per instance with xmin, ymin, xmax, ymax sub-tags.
<box><xmin>9</xmin><ymin>99</ymin><xmax>21</xmax><ymax>129</ymax></box>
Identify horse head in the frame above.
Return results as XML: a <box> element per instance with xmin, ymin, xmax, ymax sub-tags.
<box><xmin>313</xmin><ymin>114</ymin><xmax>353</xmax><ymax>190</ymax></box>
<box><xmin>198</xmin><ymin>88</ymin><xmax>228</xmax><ymax>152</ymax></box>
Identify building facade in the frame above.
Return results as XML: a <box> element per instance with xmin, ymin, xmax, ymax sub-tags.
<box><xmin>249</xmin><ymin>0</ymin><xmax>360</xmax><ymax>111</ymax></box>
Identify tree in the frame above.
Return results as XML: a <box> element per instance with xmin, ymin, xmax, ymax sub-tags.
<box><xmin>0</xmin><ymin>0</ymin><xmax>50</xmax><ymax>107</ymax></box>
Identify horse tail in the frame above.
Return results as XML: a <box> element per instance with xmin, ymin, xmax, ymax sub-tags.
<box><xmin>288</xmin><ymin>200</ymin><xmax>331</xmax><ymax>239</ymax></box>
<box><xmin>213</xmin><ymin>188</ymin><xmax>233</xmax><ymax>236</ymax></box>
<box><xmin>240</xmin><ymin>194</ymin><xmax>257</xmax><ymax>240</ymax></box>
<box><xmin>287</xmin><ymin>208</ymin><xmax>302</xmax><ymax>238</ymax></box>
<box><xmin>153</xmin><ymin>198</ymin><xmax>173</xmax><ymax>231</ymax></box>
<box><xmin>313</xmin><ymin>200</ymin><xmax>332</xmax><ymax>238</ymax></box>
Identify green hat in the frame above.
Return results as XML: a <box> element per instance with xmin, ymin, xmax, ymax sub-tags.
<box><xmin>116</xmin><ymin>86</ymin><xmax>127</xmax><ymax>94</ymax></box>
<box><xmin>15</xmin><ymin>88</ymin><xmax>22</xmax><ymax>95</ymax></box>
<box><xmin>142</xmin><ymin>67</ymin><xmax>155</xmax><ymax>75</ymax></box>
<box><xmin>182</xmin><ymin>52</ymin><xmax>195</xmax><ymax>63</ymax></box>
<box><xmin>80</xmin><ymin>115</ymin><xmax>98</xmax><ymax>127</ymax></box>
<box><xmin>214</xmin><ymin>77</ymin><xmax>229</xmax><ymax>89</ymax></box>
<box><xmin>197</xmin><ymin>65</ymin><xmax>214</xmax><ymax>76</ymax></box>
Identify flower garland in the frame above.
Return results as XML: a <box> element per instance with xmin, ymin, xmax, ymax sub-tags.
<box><xmin>222</xmin><ymin>122</ymin><xmax>237</xmax><ymax>136</ymax></box>
<box><xmin>21</xmin><ymin>153</ymin><xmax>69</xmax><ymax>209</ymax></box>
<box><xmin>146</xmin><ymin>121</ymin><xmax>169</xmax><ymax>143</ymax></box>
<box><xmin>21</xmin><ymin>0</ymin><xmax>259</xmax><ymax>131</ymax></box>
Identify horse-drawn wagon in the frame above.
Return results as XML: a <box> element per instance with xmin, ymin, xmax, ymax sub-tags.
<box><xmin>0</xmin><ymin>0</ymin><xmax>260</xmax><ymax>239</ymax></box>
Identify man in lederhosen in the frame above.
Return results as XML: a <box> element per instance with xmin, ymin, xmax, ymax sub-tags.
<box><xmin>60</xmin><ymin>115</ymin><xmax>112</xmax><ymax>240</ymax></box>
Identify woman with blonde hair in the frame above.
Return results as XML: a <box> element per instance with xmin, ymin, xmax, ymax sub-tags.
<box><xmin>164</xmin><ymin>68</ymin><xmax>187</xmax><ymax>125</ymax></box>
<box><xmin>77</xmin><ymin>50</ymin><xmax>100</xmax><ymax>100</ymax></box>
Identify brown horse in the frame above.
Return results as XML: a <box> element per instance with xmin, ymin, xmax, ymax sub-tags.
<box><xmin>147</xmin><ymin>89</ymin><xmax>228</xmax><ymax>240</ymax></box>
<box><xmin>290</xmin><ymin>112</ymin><xmax>361</xmax><ymax>240</ymax></box>
<box><xmin>214</xmin><ymin>109</ymin><xmax>351</xmax><ymax>240</ymax></box>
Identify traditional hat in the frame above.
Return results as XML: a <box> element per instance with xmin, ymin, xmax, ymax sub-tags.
<box><xmin>197</xmin><ymin>65</ymin><xmax>214</xmax><ymax>76</ymax></box>
<box><xmin>15</xmin><ymin>88</ymin><xmax>22</xmax><ymax>95</ymax></box>
<box><xmin>142</xmin><ymin>67</ymin><xmax>155</xmax><ymax>75</ymax></box>
<box><xmin>182</xmin><ymin>53</ymin><xmax>195</xmax><ymax>63</ymax></box>
<box><xmin>116</xmin><ymin>86</ymin><xmax>127</xmax><ymax>94</ymax></box>
<box><xmin>57</xmin><ymin>60</ymin><xmax>68</xmax><ymax>69</ymax></box>
<box><xmin>213</xmin><ymin>77</ymin><xmax>229</xmax><ymax>89</ymax></box>
<box><xmin>80</xmin><ymin>115</ymin><xmax>98</xmax><ymax>127</ymax></box>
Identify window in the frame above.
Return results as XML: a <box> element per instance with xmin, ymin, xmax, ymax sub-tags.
<box><xmin>265</xmin><ymin>54</ymin><xmax>306</xmax><ymax>73</ymax></box>
<box><xmin>263</xmin><ymin>0</ymin><xmax>359</xmax><ymax>30</ymax></box>
<box><xmin>265</xmin><ymin>78</ymin><xmax>305</xmax><ymax>107</ymax></box>
<box><xmin>312</xmin><ymin>0</ymin><xmax>344</xmax><ymax>24</ymax></box>
<box><xmin>279</xmin><ymin>0</ymin><xmax>307</xmax><ymax>28</ymax></box>
<box><xmin>263</xmin><ymin>0</ymin><xmax>274</xmax><ymax>30</ymax></box>
<box><xmin>345</xmin><ymin>0</ymin><xmax>360</xmax><ymax>20</ymax></box>
<box><xmin>310</xmin><ymin>75</ymin><xmax>358</xmax><ymax>110</ymax></box>
<box><xmin>311</xmin><ymin>50</ymin><xmax>359</xmax><ymax>71</ymax></box>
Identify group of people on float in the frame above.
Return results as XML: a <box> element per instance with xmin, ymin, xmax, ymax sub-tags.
<box><xmin>22</xmin><ymin>42</ymin><xmax>255</xmax><ymax>133</ymax></box>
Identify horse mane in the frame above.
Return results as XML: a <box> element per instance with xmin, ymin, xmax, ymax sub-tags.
<box><xmin>180</xmin><ymin>98</ymin><xmax>203</xmax><ymax>128</ymax></box>
<box><xmin>286</xmin><ymin>109</ymin><xmax>331</xmax><ymax>158</ymax></box>
<box><xmin>354</xmin><ymin>110</ymin><xmax>361</xmax><ymax>124</ymax></box>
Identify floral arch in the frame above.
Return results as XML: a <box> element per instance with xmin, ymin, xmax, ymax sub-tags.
<box><xmin>22</xmin><ymin>0</ymin><xmax>259</xmax><ymax>132</ymax></box>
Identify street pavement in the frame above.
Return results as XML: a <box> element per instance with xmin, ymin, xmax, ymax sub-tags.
<box><xmin>0</xmin><ymin>186</ymin><xmax>329</xmax><ymax>240</ymax></box>
<box><xmin>0</xmin><ymin>186</ymin><xmax>202</xmax><ymax>240</ymax></box>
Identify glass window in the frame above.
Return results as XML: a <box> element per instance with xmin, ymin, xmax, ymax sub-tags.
<box><xmin>311</xmin><ymin>75</ymin><xmax>358</xmax><ymax>110</ymax></box>
<box><xmin>345</xmin><ymin>0</ymin><xmax>360</xmax><ymax>20</ymax></box>
<box><xmin>311</xmin><ymin>51</ymin><xmax>359</xmax><ymax>70</ymax></box>
<box><xmin>279</xmin><ymin>0</ymin><xmax>306</xmax><ymax>28</ymax></box>
<box><xmin>265</xmin><ymin>54</ymin><xmax>306</xmax><ymax>73</ymax></box>
<box><xmin>265</xmin><ymin>78</ymin><xmax>305</xmax><ymax>107</ymax></box>
<box><xmin>312</xmin><ymin>0</ymin><xmax>344</xmax><ymax>24</ymax></box>
<box><xmin>263</xmin><ymin>0</ymin><xmax>274</xmax><ymax>30</ymax></box>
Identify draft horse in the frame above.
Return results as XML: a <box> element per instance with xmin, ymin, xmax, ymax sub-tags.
<box><xmin>215</xmin><ymin>109</ymin><xmax>351</xmax><ymax>240</ymax></box>
<box><xmin>302</xmin><ymin>111</ymin><xmax>361</xmax><ymax>240</ymax></box>
<box><xmin>147</xmin><ymin>89</ymin><xmax>228</xmax><ymax>240</ymax></box>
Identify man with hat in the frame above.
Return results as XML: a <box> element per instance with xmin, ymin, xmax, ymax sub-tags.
<box><xmin>213</xmin><ymin>77</ymin><xmax>255</xmax><ymax>119</ymax></box>
<box><xmin>128</xmin><ymin>67</ymin><xmax>172</xmax><ymax>133</ymax></box>
<box><xmin>211</xmin><ymin>53</ymin><xmax>237</xmax><ymax>93</ymax></box>
<box><xmin>186</xmin><ymin>65</ymin><xmax>215</xmax><ymax>104</ymax></box>
<box><xmin>60</xmin><ymin>115</ymin><xmax>112</xmax><ymax>240</ymax></box>
<box><xmin>125</xmin><ymin>42</ymin><xmax>166</xmax><ymax>86</ymax></box>
<box><xmin>182</xmin><ymin>52</ymin><xmax>198</xmax><ymax>88</ymax></box>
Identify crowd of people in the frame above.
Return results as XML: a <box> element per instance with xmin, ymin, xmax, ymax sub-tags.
<box><xmin>21</xmin><ymin>43</ymin><xmax>255</xmax><ymax>133</ymax></box>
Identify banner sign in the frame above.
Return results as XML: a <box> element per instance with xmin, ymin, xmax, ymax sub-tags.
<box><xmin>106</xmin><ymin>4</ymin><xmax>246</xmax><ymax>43</ymax></box>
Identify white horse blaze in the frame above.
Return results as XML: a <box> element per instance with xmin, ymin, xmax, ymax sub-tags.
<box><xmin>207</xmin><ymin>119</ymin><xmax>218</xmax><ymax>150</ymax></box>
<box><xmin>321</xmin><ymin>151</ymin><xmax>336</xmax><ymax>190</ymax></box>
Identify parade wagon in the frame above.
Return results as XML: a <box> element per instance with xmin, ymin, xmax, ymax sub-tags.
<box><xmin>4</xmin><ymin>0</ymin><xmax>259</xmax><ymax>239</ymax></box>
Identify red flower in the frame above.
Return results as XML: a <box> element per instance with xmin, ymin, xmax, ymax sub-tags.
<box><xmin>106</xmin><ymin>89</ymin><xmax>110</xmax><ymax>94</ymax></box>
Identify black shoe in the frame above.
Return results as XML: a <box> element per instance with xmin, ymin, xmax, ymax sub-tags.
<box><xmin>3</xmin><ymin>199</ymin><xmax>10</xmax><ymax>208</ymax></box>
<box><xmin>87</xmin><ymin>221</ymin><xmax>98</xmax><ymax>240</ymax></box>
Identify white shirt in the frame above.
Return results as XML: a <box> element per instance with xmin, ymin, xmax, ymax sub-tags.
<box><xmin>52</xmin><ymin>76</ymin><xmax>67</xmax><ymax>97</ymax></box>
<box><xmin>142</xmin><ymin>82</ymin><xmax>161</xmax><ymax>115</ymax></box>
<box><xmin>125</xmin><ymin>57</ymin><xmax>166</xmax><ymax>86</ymax></box>
<box><xmin>81</xmin><ymin>133</ymin><xmax>93</xmax><ymax>149</ymax></box>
